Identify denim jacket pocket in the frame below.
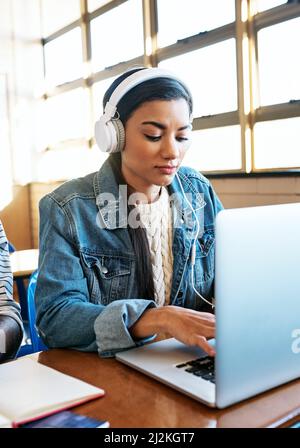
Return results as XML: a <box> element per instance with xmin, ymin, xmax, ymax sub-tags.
<box><xmin>196</xmin><ymin>228</ymin><xmax>215</xmax><ymax>259</ymax></box>
<box><xmin>194</xmin><ymin>228</ymin><xmax>215</xmax><ymax>283</ymax></box>
<box><xmin>80</xmin><ymin>251</ymin><xmax>132</xmax><ymax>305</ymax></box>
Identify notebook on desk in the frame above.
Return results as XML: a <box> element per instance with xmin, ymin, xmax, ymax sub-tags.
<box><xmin>116</xmin><ymin>202</ymin><xmax>300</xmax><ymax>409</ymax></box>
<box><xmin>0</xmin><ymin>357</ymin><xmax>105</xmax><ymax>428</ymax></box>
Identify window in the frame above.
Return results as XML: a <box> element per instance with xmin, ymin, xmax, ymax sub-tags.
<box><xmin>44</xmin><ymin>27</ymin><xmax>83</xmax><ymax>87</ymax></box>
<box><xmin>41</xmin><ymin>0</ymin><xmax>80</xmax><ymax>37</ymax></box>
<box><xmin>157</xmin><ymin>0</ymin><xmax>235</xmax><ymax>48</ymax></box>
<box><xmin>256</xmin><ymin>0</ymin><xmax>286</xmax><ymax>13</ymax></box>
<box><xmin>159</xmin><ymin>39</ymin><xmax>237</xmax><ymax>117</ymax></box>
<box><xmin>36</xmin><ymin>144</ymin><xmax>87</xmax><ymax>182</ymax></box>
<box><xmin>88</xmin><ymin>0</ymin><xmax>112</xmax><ymax>12</ymax></box>
<box><xmin>257</xmin><ymin>17</ymin><xmax>300</xmax><ymax>106</ymax></box>
<box><xmin>91</xmin><ymin>0</ymin><xmax>144</xmax><ymax>72</ymax></box>
<box><xmin>183</xmin><ymin>126</ymin><xmax>242</xmax><ymax>172</ymax></box>
<box><xmin>254</xmin><ymin>117</ymin><xmax>300</xmax><ymax>169</ymax></box>
<box><xmin>0</xmin><ymin>74</ymin><xmax>13</xmax><ymax>209</ymax></box>
<box><xmin>92</xmin><ymin>76</ymin><xmax>117</xmax><ymax>121</ymax></box>
<box><xmin>38</xmin><ymin>0</ymin><xmax>300</xmax><ymax>178</ymax></box>
<box><xmin>35</xmin><ymin>143</ymin><xmax>108</xmax><ymax>182</ymax></box>
<box><xmin>36</xmin><ymin>88</ymin><xmax>90</xmax><ymax>150</ymax></box>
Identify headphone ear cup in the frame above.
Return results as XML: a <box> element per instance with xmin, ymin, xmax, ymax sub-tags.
<box><xmin>111</xmin><ymin>118</ymin><xmax>125</xmax><ymax>153</ymax></box>
<box><xmin>95</xmin><ymin>116</ymin><xmax>113</xmax><ymax>153</ymax></box>
<box><xmin>95</xmin><ymin>116</ymin><xmax>125</xmax><ymax>153</ymax></box>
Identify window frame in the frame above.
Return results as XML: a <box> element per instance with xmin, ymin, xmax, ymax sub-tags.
<box><xmin>39</xmin><ymin>0</ymin><xmax>300</xmax><ymax>175</ymax></box>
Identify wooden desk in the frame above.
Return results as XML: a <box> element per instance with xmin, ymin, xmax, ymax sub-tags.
<box><xmin>10</xmin><ymin>249</ymin><xmax>39</xmax><ymax>278</ymax></box>
<box><xmin>32</xmin><ymin>349</ymin><xmax>300</xmax><ymax>428</ymax></box>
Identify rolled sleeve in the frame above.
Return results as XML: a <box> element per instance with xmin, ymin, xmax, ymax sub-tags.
<box><xmin>94</xmin><ymin>299</ymin><xmax>157</xmax><ymax>357</ymax></box>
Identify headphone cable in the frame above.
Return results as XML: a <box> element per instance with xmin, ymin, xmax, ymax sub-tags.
<box><xmin>175</xmin><ymin>172</ymin><xmax>215</xmax><ymax>310</ymax></box>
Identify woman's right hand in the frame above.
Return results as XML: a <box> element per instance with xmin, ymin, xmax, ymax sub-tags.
<box><xmin>162</xmin><ymin>306</ymin><xmax>215</xmax><ymax>356</ymax></box>
<box><xmin>129</xmin><ymin>305</ymin><xmax>215</xmax><ymax>356</ymax></box>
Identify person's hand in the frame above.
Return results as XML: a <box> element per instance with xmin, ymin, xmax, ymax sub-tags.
<box><xmin>162</xmin><ymin>306</ymin><xmax>215</xmax><ymax>356</ymax></box>
<box><xmin>130</xmin><ymin>305</ymin><xmax>215</xmax><ymax>357</ymax></box>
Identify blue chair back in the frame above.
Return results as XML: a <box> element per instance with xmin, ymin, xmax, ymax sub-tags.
<box><xmin>8</xmin><ymin>241</ymin><xmax>16</xmax><ymax>253</ymax></box>
<box><xmin>27</xmin><ymin>270</ymin><xmax>48</xmax><ymax>352</ymax></box>
<box><xmin>18</xmin><ymin>270</ymin><xmax>48</xmax><ymax>356</ymax></box>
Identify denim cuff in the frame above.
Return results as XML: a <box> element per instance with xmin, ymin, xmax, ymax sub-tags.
<box><xmin>94</xmin><ymin>299</ymin><xmax>157</xmax><ymax>358</ymax></box>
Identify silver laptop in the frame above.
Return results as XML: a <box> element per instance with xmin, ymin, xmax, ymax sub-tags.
<box><xmin>116</xmin><ymin>202</ymin><xmax>300</xmax><ymax>408</ymax></box>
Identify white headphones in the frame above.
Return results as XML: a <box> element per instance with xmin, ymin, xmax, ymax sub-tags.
<box><xmin>94</xmin><ymin>67</ymin><xmax>191</xmax><ymax>154</ymax></box>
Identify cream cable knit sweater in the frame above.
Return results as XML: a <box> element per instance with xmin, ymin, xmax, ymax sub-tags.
<box><xmin>136</xmin><ymin>187</ymin><xmax>173</xmax><ymax>306</ymax></box>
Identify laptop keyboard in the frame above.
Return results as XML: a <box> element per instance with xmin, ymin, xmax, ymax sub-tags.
<box><xmin>176</xmin><ymin>356</ymin><xmax>215</xmax><ymax>384</ymax></box>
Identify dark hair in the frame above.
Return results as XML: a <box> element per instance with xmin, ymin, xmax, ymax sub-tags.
<box><xmin>103</xmin><ymin>67</ymin><xmax>193</xmax><ymax>124</ymax></box>
<box><xmin>104</xmin><ymin>68</ymin><xmax>193</xmax><ymax>300</ymax></box>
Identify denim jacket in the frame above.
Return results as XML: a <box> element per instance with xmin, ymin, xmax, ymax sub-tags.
<box><xmin>35</xmin><ymin>159</ymin><xmax>223</xmax><ymax>357</ymax></box>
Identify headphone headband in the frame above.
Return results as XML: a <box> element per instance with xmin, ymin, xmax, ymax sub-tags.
<box><xmin>103</xmin><ymin>67</ymin><xmax>191</xmax><ymax>120</ymax></box>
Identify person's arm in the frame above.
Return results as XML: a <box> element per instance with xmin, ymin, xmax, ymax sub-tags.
<box><xmin>36</xmin><ymin>195</ymin><xmax>157</xmax><ymax>356</ymax></box>
<box><xmin>0</xmin><ymin>315</ymin><xmax>23</xmax><ymax>362</ymax></box>
<box><xmin>0</xmin><ymin>221</ymin><xmax>24</xmax><ymax>362</ymax></box>
<box><xmin>36</xmin><ymin>195</ymin><xmax>215</xmax><ymax>358</ymax></box>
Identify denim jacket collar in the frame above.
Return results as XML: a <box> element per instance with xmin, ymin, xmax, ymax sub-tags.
<box><xmin>93</xmin><ymin>159</ymin><xmax>127</xmax><ymax>229</ymax></box>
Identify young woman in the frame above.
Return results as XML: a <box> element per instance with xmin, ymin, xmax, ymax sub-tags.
<box><xmin>35</xmin><ymin>67</ymin><xmax>223</xmax><ymax>358</ymax></box>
